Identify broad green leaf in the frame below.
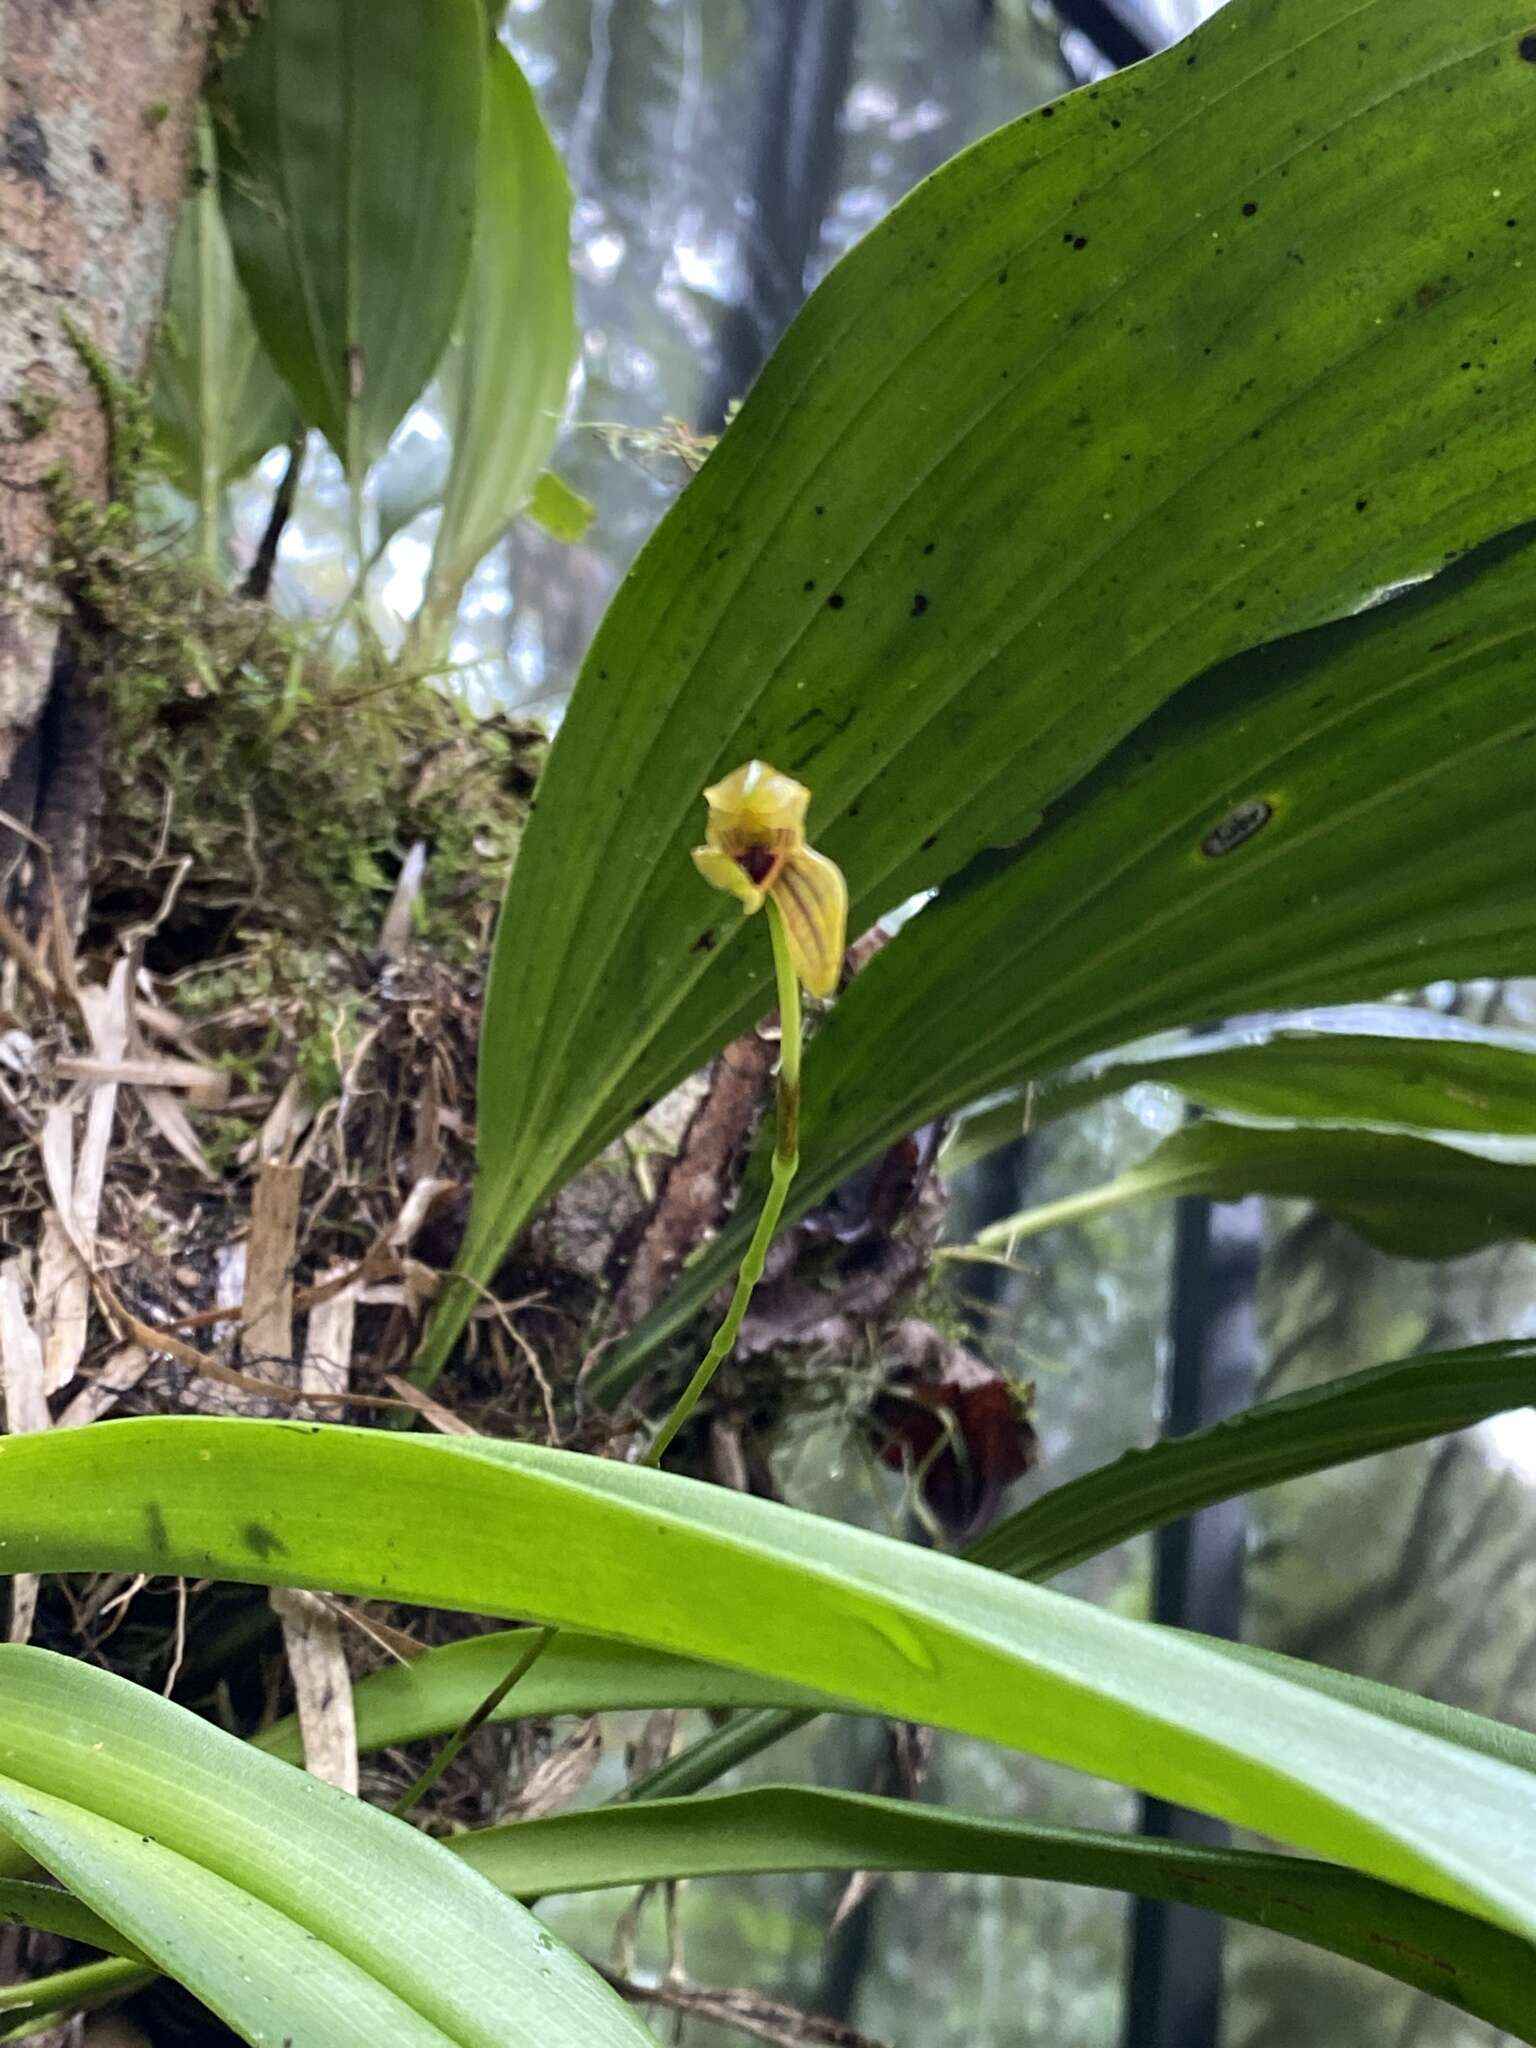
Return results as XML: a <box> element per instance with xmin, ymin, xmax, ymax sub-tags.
<box><xmin>605</xmin><ymin>524</ymin><xmax>1536</xmax><ymax>1387</ymax></box>
<box><xmin>5</xmin><ymin>1419</ymin><xmax>1536</xmax><ymax>1942</ymax></box>
<box><xmin>446</xmin><ymin>1786</ymin><xmax>1536</xmax><ymax>2036</ymax></box>
<box><xmin>0</xmin><ymin>1648</ymin><xmax>647</xmax><ymax>2047</ymax></box>
<box><xmin>216</xmin><ymin>0</ymin><xmax>484</xmax><ymax>479</ymax></box>
<box><xmin>256</xmin><ymin>1628</ymin><xmax>834</xmax><ymax>1767</ymax></box>
<box><xmin>150</xmin><ymin>111</ymin><xmax>299</xmax><ymax>566</ymax></box>
<box><xmin>943</xmin><ymin>1007</ymin><xmax>1536</xmax><ymax>1173</ymax></box>
<box><xmin>526</xmin><ymin>469</ymin><xmax>595</xmax><ymax>544</ymax></box>
<box><xmin>959</xmin><ymin>1122</ymin><xmax>1536</xmax><ymax>1262</ymax></box>
<box><xmin>276</xmin><ymin>1336</ymin><xmax>1536</xmax><ymax>1770</ymax></box>
<box><xmin>971</xmin><ymin>1339</ymin><xmax>1536</xmax><ymax>1578</ymax></box>
<box><xmin>422</xmin><ymin>0</ymin><xmax>1536</xmax><ymax>1379</ymax></box>
<box><xmin>414</xmin><ymin>43</ymin><xmax>576</xmax><ymax>652</ymax></box>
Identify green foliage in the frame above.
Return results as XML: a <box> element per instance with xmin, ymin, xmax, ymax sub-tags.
<box><xmin>215</xmin><ymin>0</ymin><xmax>485</xmax><ymax>478</ymax></box>
<box><xmin>25</xmin><ymin>1</ymin><xmax>1536</xmax><ymax>2038</ymax></box>
<box><xmin>429</xmin><ymin>0</ymin><xmax>1536</xmax><ymax>1380</ymax></box>
<box><xmin>603</xmin><ymin>523</ymin><xmax>1536</xmax><ymax>1386</ymax></box>
<box><xmin>414</xmin><ymin>41</ymin><xmax>579</xmax><ymax>653</ymax></box>
<box><xmin>149</xmin><ymin>112</ymin><xmax>299</xmax><ymax>568</ymax></box>
<box><xmin>7</xmin><ymin>1417</ymin><xmax>1536</xmax><ymax>1949</ymax></box>
<box><xmin>447</xmin><ymin>1787</ymin><xmax>1536</xmax><ymax>2036</ymax></box>
<box><xmin>0</xmin><ymin>1650</ymin><xmax>649</xmax><ymax>2046</ymax></box>
<box><xmin>961</xmin><ymin>1120</ymin><xmax>1536</xmax><ymax>1261</ymax></box>
<box><xmin>968</xmin><ymin>1339</ymin><xmax>1536</xmax><ymax>1579</ymax></box>
<box><xmin>944</xmin><ymin>1006</ymin><xmax>1536</xmax><ymax>1171</ymax></box>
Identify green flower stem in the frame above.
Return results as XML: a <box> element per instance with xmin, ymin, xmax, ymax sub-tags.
<box><xmin>0</xmin><ymin>1956</ymin><xmax>156</xmax><ymax>2032</ymax></box>
<box><xmin>642</xmin><ymin>897</ymin><xmax>801</xmax><ymax>1469</ymax></box>
<box><xmin>393</xmin><ymin>900</ymin><xmax>803</xmax><ymax>1819</ymax></box>
<box><xmin>390</xmin><ymin>1625</ymin><xmax>557</xmax><ymax>1819</ymax></box>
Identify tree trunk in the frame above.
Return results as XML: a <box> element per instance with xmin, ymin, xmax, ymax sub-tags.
<box><xmin>0</xmin><ymin>0</ymin><xmax>214</xmax><ymax>897</ymax></box>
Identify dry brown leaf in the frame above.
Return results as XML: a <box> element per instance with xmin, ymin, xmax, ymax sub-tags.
<box><xmin>0</xmin><ymin>1256</ymin><xmax>49</xmax><ymax>1643</ymax></box>
<box><xmin>243</xmin><ymin>1159</ymin><xmax>303</xmax><ymax>1375</ymax></box>
<box><xmin>55</xmin><ymin>1345</ymin><xmax>152</xmax><ymax>1429</ymax></box>
<box><xmin>55</xmin><ymin>1052</ymin><xmax>229</xmax><ymax>1105</ymax></box>
<box><xmin>507</xmin><ymin>1718</ymin><xmax>602</xmax><ymax>1820</ymax></box>
<box><xmin>270</xmin><ymin>1586</ymin><xmax>358</xmax><ymax>1795</ymax></box>
<box><xmin>382</xmin><ymin>1373</ymin><xmax>476</xmax><ymax>1435</ymax></box>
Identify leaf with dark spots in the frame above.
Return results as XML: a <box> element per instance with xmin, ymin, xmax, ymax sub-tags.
<box><xmin>427</xmin><ymin>0</ymin><xmax>1536</xmax><ymax>1386</ymax></box>
<box><xmin>142</xmin><ymin>1502</ymin><xmax>170</xmax><ymax>1558</ymax></box>
<box><xmin>607</xmin><ymin>523</ymin><xmax>1536</xmax><ymax>1385</ymax></box>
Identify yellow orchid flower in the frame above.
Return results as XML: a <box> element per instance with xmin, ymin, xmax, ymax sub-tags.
<box><xmin>691</xmin><ymin>760</ymin><xmax>848</xmax><ymax>997</ymax></box>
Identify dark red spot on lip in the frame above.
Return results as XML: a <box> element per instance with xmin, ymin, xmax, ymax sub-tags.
<box><xmin>739</xmin><ymin>847</ymin><xmax>775</xmax><ymax>885</ymax></box>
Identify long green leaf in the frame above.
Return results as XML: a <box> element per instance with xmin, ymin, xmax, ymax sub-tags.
<box><xmin>256</xmin><ymin>1628</ymin><xmax>834</xmax><ymax>1767</ymax></box>
<box><xmin>970</xmin><ymin>1339</ymin><xmax>1536</xmax><ymax>1578</ymax></box>
<box><xmin>958</xmin><ymin>1120</ymin><xmax>1536</xmax><ymax>1261</ymax></box>
<box><xmin>424</xmin><ymin>0</ymin><xmax>1536</xmax><ymax>1378</ymax></box>
<box><xmin>216</xmin><ymin>0</ymin><xmax>484</xmax><ymax>477</ymax></box>
<box><xmin>943</xmin><ymin>1006</ymin><xmax>1536</xmax><ymax>1173</ymax></box>
<box><xmin>414</xmin><ymin>42</ymin><xmax>577</xmax><ymax>653</ymax></box>
<box><xmin>150</xmin><ymin>111</ymin><xmax>299</xmax><ymax>567</ymax></box>
<box><xmin>0</xmin><ymin>1877</ymin><xmax>140</xmax><ymax>1960</ymax></box>
<box><xmin>606</xmin><ymin>521</ymin><xmax>1536</xmax><ymax>1385</ymax></box>
<box><xmin>447</xmin><ymin>1786</ymin><xmax>1536</xmax><ymax>2037</ymax></box>
<box><xmin>274</xmin><ymin>1337</ymin><xmax>1536</xmax><ymax>1771</ymax></box>
<box><xmin>0</xmin><ymin>1649</ymin><xmax>648</xmax><ymax>2047</ymax></box>
<box><xmin>5</xmin><ymin>1419</ymin><xmax>1536</xmax><ymax>1943</ymax></box>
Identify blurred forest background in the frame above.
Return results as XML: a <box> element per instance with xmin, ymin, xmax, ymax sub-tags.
<box><xmin>33</xmin><ymin>1</ymin><xmax>1536</xmax><ymax>2043</ymax></box>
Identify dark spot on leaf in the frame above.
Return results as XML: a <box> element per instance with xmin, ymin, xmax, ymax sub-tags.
<box><xmin>1355</xmin><ymin>497</ymin><xmax>1369</xmax><ymax>512</ymax></box>
<box><xmin>827</xmin><ymin>592</ymin><xmax>845</xmax><ymax>610</ymax></box>
<box><xmin>716</xmin><ymin>548</ymin><xmax>729</xmax><ymax>560</ymax></box>
<box><xmin>143</xmin><ymin>1502</ymin><xmax>169</xmax><ymax>1557</ymax></box>
<box><xmin>920</xmin><ymin>833</ymin><xmax>939</xmax><ymax>852</ymax></box>
<box><xmin>1415</xmin><ymin>280</ymin><xmax>1447</xmax><ymax>309</ymax></box>
<box><xmin>922</xmin><ymin>541</ymin><xmax>935</xmax><ymax>555</ymax></box>
<box><xmin>1110</xmin><ymin>117</ymin><xmax>1122</xmax><ymax>129</ymax></box>
<box><xmin>1508</xmin><ymin>218</ymin><xmax>1520</xmax><ymax>229</ymax></box>
<box><xmin>997</xmin><ymin>268</ymin><xmax>1009</xmax><ymax>284</ymax></box>
<box><xmin>814</xmin><ymin>504</ymin><xmax>825</xmax><ymax>516</ymax></box>
<box><xmin>690</xmin><ymin>930</ymin><xmax>716</xmax><ymax>954</ymax></box>
<box><xmin>1071</xmin><ymin>235</ymin><xmax>1088</xmax><ymax>250</ymax></box>
<box><xmin>242</xmin><ymin>1521</ymin><xmax>287</xmax><ymax>1561</ymax></box>
<box><xmin>910</xmin><ymin>592</ymin><xmax>929</xmax><ymax>617</ymax></box>
<box><xmin>1041</xmin><ymin>104</ymin><xmax>1054</xmax><ymax>116</ymax></box>
<box><xmin>1460</xmin><ymin>360</ymin><xmax>1472</xmax><ymax>371</ymax></box>
<box><xmin>1519</xmin><ymin>31</ymin><xmax>1536</xmax><ymax>60</ymax></box>
<box><xmin>803</xmin><ymin>578</ymin><xmax>816</xmax><ymax>592</ymax></box>
<box><xmin>1202</xmin><ymin>798</ymin><xmax>1273</xmax><ymax>858</ymax></box>
<box><xmin>1241</xmin><ymin>201</ymin><xmax>1258</xmax><ymax>217</ymax></box>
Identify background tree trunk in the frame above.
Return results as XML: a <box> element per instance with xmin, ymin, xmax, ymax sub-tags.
<box><xmin>0</xmin><ymin>0</ymin><xmax>214</xmax><ymax>897</ymax></box>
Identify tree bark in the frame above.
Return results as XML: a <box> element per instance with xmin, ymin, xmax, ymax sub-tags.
<box><xmin>0</xmin><ymin>0</ymin><xmax>214</xmax><ymax>822</ymax></box>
